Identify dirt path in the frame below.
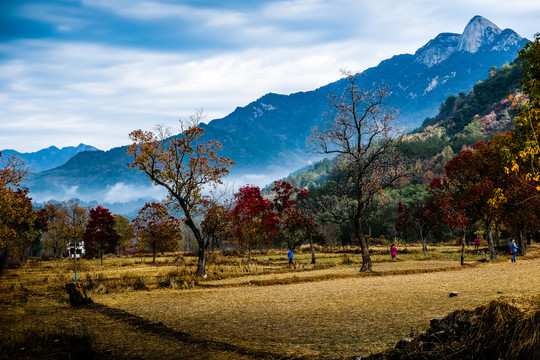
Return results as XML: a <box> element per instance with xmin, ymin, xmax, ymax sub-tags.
<box><xmin>95</xmin><ymin>256</ymin><xmax>540</xmax><ymax>359</ymax></box>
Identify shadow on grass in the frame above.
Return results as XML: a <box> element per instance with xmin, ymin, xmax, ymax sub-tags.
<box><xmin>85</xmin><ymin>303</ymin><xmax>311</xmax><ymax>360</ymax></box>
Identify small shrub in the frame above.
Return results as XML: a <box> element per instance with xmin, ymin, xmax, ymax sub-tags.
<box><xmin>341</xmin><ymin>254</ymin><xmax>354</xmax><ymax>265</ymax></box>
<box><xmin>221</xmin><ymin>248</ymin><xmax>245</xmax><ymax>257</ymax></box>
<box><xmin>121</xmin><ymin>273</ymin><xmax>148</xmax><ymax>291</ymax></box>
<box><xmin>84</xmin><ymin>272</ymin><xmax>104</xmax><ymax>291</ymax></box>
<box><xmin>206</xmin><ymin>252</ymin><xmax>219</xmax><ymax>265</ymax></box>
<box><xmin>157</xmin><ymin>270</ymin><xmax>194</xmax><ymax>289</ymax></box>
<box><xmin>132</xmin><ymin>276</ymin><xmax>148</xmax><ymax>290</ymax></box>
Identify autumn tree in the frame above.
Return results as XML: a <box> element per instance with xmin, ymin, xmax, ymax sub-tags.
<box><xmin>0</xmin><ymin>188</ymin><xmax>36</xmax><ymax>263</ymax></box>
<box><xmin>395</xmin><ymin>198</ymin><xmax>436</xmax><ymax>257</ymax></box>
<box><xmin>113</xmin><ymin>214</ymin><xmax>134</xmax><ymax>255</ymax></box>
<box><xmin>271</xmin><ymin>180</ymin><xmax>321</xmax><ymax>263</ymax></box>
<box><xmin>0</xmin><ymin>151</ymin><xmax>27</xmax><ymax>189</ymax></box>
<box><xmin>0</xmin><ymin>152</ymin><xmax>35</xmax><ymax>263</ymax></box>
<box><xmin>41</xmin><ymin>200</ymin><xmax>88</xmax><ymax>263</ymax></box>
<box><xmin>201</xmin><ymin>200</ymin><xmax>231</xmax><ymax>253</ymax></box>
<box><xmin>271</xmin><ymin>180</ymin><xmax>308</xmax><ymax>250</ymax></box>
<box><xmin>41</xmin><ymin>203</ymin><xmax>69</xmax><ymax>259</ymax></box>
<box><xmin>444</xmin><ymin>141</ymin><xmax>507</xmax><ymax>260</ymax></box>
<box><xmin>308</xmin><ymin>71</ymin><xmax>409</xmax><ymax>271</ymax></box>
<box><xmin>30</xmin><ymin>206</ymin><xmax>49</xmax><ymax>256</ymax></box>
<box><xmin>500</xmin><ymin>182</ymin><xmax>540</xmax><ymax>255</ymax></box>
<box><xmin>505</xmin><ymin>33</ymin><xmax>540</xmax><ymax>199</ymax></box>
<box><xmin>128</xmin><ymin>111</ymin><xmax>234</xmax><ymax>276</ymax></box>
<box><xmin>132</xmin><ymin>202</ymin><xmax>183</xmax><ymax>264</ymax></box>
<box><xmin>230</xmin><ymin>185</ymin><xmax>279</xmax><ymax>265</ymax></box>
<box><xmin>83</xmin><ymin>205</ymin><xmax>120</xmax><ymax>265</ymax></box>
<box><xmin>428</xmin><ymin>177</ymin><xmax>471</xmax><ymax>265</ymax></box>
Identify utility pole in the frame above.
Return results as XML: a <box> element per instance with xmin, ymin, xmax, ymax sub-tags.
<box><xmin>73</xmin><ymin>238</ymin><xmax>78</xmax><ymax>282</ymax></box>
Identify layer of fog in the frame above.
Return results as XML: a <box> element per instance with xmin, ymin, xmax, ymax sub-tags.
<box><xmin>28</xmin><ymin>168</ymin><xmax>293</xmax><ymax>218</ymax></box>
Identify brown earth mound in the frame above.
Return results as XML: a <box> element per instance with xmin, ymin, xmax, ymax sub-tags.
<box><xmin>365</xmin><ymin>299</ymin><xmax>540</xmax><ymax>360</ymax></box>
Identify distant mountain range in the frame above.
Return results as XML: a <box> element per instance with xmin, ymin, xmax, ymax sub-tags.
<box><xmin>1</xmin><ymin>144</ymin><xmax>99</xmax><ymax>172</ymax></box>
<box><xmin>18</xmin><ymin>16</ymin><xmax>529</xmax><ymax>215</ymax></box>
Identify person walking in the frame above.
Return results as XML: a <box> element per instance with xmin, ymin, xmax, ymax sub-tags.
<box><xmin>287</xmin><ymin>249</ymin><xmax>294</xmax><ymax>266</ymax></box>
<box><xmin>509</xmin><ymin>239</ymin><xmax>518</xmax><ymax>263</ymax></box>
<box><xmin>474</xmin><ymin>237</ymin><xmax>480</xmax><ymax>249</ymax></box>
<box><xmin>390</xmin><ymin>244</ymin><xmax>397</xmax><ymax>260</ymax></box>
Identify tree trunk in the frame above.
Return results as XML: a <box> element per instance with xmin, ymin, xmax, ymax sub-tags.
<box><xmin>359</xmin><ymin>234</ymin><xmax>372</xmax><ymax>272</ymax></box>
<box><xmin>460</xmin><ymin>232</ymin><xmax>466</xmax><ymax>266</ymax></box>
<box><xmin>66</xmin><ymin>282</ymin><xmax>93</xmax><ymax>307</ymax></box>
<box><xmin>196</xmin><ymin>246</ymin><xmax>206</xmax><ymax>276</ymax></box>
<box><xmin>419</xmin><ymin>228</ymin><xmax>427</xmax><ymax>258</ymax></box>
<box><xmin>152</xmin><ymin>244</ymin><xmax>157</xmax><ymax>264</ymax></box>
<box><xmin>517</xmin><ymin>224</ymin><xmax>527</xmax><ymax>256</ymax></box>
<box><xmin>494</xmin><ymin>222</ymin><xmax>501</xmax><ymax>247</ymax></box>
<box><xmin>73</xmin><ymin>239</ymin><xmax>78</xmax><ymax>282</ymax></box>
<box><xmin>486</xmin><ymin>223</ymin><xmax>496</xmax><ymax>260</ymax></box>
<box><xmin>185</xmin><ymin>215</ymin><xmax>206</xmax><ymax>277</ymax></box>
<box><xmin>247</xmin><ymin>245</ymin><xmax>252</xmax><ymax>267</ymax></box>
<box><xmin>355</xmin><ymin>205</ymin><xmax>372</xmax><ymax>272</ymax></box>
<box><xmin>309</xmin><ymin>237</ymin><xmax>316</xmax><ymax>264</ymax></box>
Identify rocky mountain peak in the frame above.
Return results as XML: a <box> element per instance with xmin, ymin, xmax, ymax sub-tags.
<box><xmin>414</xmin><ymin>16</ymin><xmax>524</xmax><ymax>68</ymax></box>
<box><xmin>414</xmin><ymin>32</ymin><xmax>460</xmax><ymax>67</ymax></box>
<box><xmin>457</xmin><ymin>15</ymin><xmax>502</xmax><ymax>53</ymax></box>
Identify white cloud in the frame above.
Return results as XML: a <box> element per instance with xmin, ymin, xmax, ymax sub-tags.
<box><xmin>1</xmin><ymin>37</ymin><xmax>399</xmax><ymax>152</ymax></box>
<box><xmin>103</xmin><ymin>182</ymin><xmax>166</xmax><ymax>203</ymax></box>
<box><xmin>2</xmin><ymin>0</ymin><xmax>540</xmax><ymax>153</ymax></box>
<box><xmin>29</xmin><ymin>181</ymin><xmax>166</xmax><ymax>204</ymax></box>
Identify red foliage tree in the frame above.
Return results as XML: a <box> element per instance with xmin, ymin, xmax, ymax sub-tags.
<box><xmin>395</xmin><ymin>199</ymin><xmax>436</xmax><ymax>257</ymax></box>
<box><xmin>271</xmin><ymin>180</ymin><xmax>309</xmax><ymax>213</ymax></box>
<box><xmin>428</xmin><ymin>176</ymin><xmax>471</xmax><ymax>265</ymax></box>
<box><xmin>230</xmin><ymin>185</ymin><xmax>279</xmax><ymax>265</ymax></box>
<box><xmin>201</xmin><ymin>200</ymin><xmax>231</xmax><ymax>253</ymax></box>
<box><xmin>132</xmin><ymin>202</ymin><xmax>182</xmax><ymax>264</ymax></box>
<box><xmin>442</xmin><ymin>135</ymin><xmax>521</xmax><ymax>260</ymax></box>
<box><xmin>82</xmin><ymin>205</ymin><xmax>120</xmax><ymax>265</ymax></box>
<box><xmin>271</xmin><ymin>180</ymin><xmax>322</xmax><ymax>263</ymax></box>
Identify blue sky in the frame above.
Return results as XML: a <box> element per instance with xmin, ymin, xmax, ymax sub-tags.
<box><xmin>1</xmin><ymin>0</ymin><xmax>540</xmax><ymax>153</ymax></box>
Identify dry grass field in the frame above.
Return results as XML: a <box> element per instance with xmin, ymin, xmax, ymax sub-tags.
<box><xmin>1</xmin><ymin>244</ymin><xmax>539</xmax><ymax>359</ymax></box>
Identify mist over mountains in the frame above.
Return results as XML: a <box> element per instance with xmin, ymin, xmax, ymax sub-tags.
<box><xmin>11</xmin><ymin>16</ymin><xmax>528</xmax><ymax>216</ymax></box>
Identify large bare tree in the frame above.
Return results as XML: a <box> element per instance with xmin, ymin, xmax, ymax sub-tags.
<box><xmin>309</xmin><ymin>71</ymin><xmax>409</xmax><ymax>271</ymax></box>
<box><xmin>128</xmin><ymin>111</ymin><xmax>234</xmax><ymax>276</ymax></box>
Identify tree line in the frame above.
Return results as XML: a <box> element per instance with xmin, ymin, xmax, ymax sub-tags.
<box><xmin>1</xmin><ymin>34</ymin><xmax>539</xmax><ymax>276</ymax></box>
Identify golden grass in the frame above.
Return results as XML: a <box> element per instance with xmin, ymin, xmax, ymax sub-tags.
<box><xmin>1</xmin><ymin>244</ymin><xmax>539</xmax><ymax>359</ymax></box>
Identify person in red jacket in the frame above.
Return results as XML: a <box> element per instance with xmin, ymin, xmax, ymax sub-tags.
<box><xmin>390</xmin><ymin>244</ymin><xmax>397</xmax><ymax>260</ymax></box>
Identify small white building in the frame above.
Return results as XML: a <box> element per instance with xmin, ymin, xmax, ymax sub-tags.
<box><xmin>67</xmin><ymin>242</ymin><xmax>85</xmax><ymax>259</ymax></box>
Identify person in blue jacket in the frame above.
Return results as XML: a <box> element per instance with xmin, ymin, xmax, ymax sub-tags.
<box><xmin>509</xmin><ymin>239</ymin><xmax>518</xmax><ymax>263</ymax></box>
<box><xmin>287</xmin><ymin>249</ymin><xmax>294</xmax><ymax>266</ymax></box>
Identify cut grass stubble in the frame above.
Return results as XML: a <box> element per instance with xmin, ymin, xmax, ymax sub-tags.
<box><xmin>95</xmin><ymin>251</ymin><xmax>540</xmax><ymax>358</ymax></box>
